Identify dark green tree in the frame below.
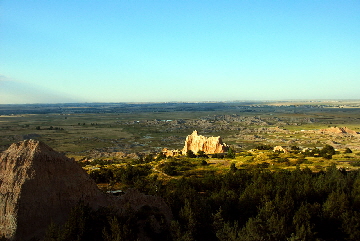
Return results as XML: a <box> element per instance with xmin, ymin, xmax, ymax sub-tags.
<box><xmin>186</xmin><ymin>150</ymin><xmax>196</xmax><ymax>158</ymax></box>
<box><xmin>321</xmin><ymin>144</ymin><xmax>335</xmax><ymax>156</ymax></box>
<box><xmin>230</xmin><ymin>163</ymin><xmax>237</xmax><ymax>172</ymax></box>
<box><xmin>197</xmin><ymin>151</ymin><xmax>208</xmax><ymax>158</ymax></box>
<box><xmin>162</xmin><ymin>161</ymin><xmax>177</xmax><ymax>176</ymax></box>
<box><xmin>226</xmin><ymin>148</ymin><xmax>235</xmax><ymax>159</ymax></box>
<box><xmin>143</xmin><ymin>154</ymin><xmax>154</xmax><ymax>162</ymax></box>
<box><xmin>179</xmin><ymin>199</ymin><xmax>198</xmax><ymax>240</ymax></box>
<box><xmin>155</xmin><ymin>152</ymin><xmax>166</xmax><ymax>161</ymax></box>
<box><xmin>255</xmin><ymin>144</ymin><xmax>273</xmax><ymax>150</ymax></box>
<box><xmin>200</xmin><ymin>160</ymin><xmax>208</xmax><ymax>166</ymax></box>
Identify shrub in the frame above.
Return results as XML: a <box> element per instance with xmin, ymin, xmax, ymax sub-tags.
<box><xmin>277</xmin><ymin>157</ymin><xmax>289</xmax><ymax>163</ymax></box>
<box><xmin>303</xmin><ymin>160</ymin><xmax>313</xmax><ymax>164</ymax></box>
<box><xmin>212</xmin><ymin>153</ymin><xmax>225</xmax><ymax>159</ymax></box>
<box><xmin>162</xmin><ymin>163</ymin><xmax>177</xmax><ymax>176</ymax></box>
<box><xmin>226</xmin><ymin>148</ymin><xmax>236</xmax><ymax>159</ymax></box>
<box><xmin>256</xmin><ymin>162</ymin><xmax>270</xmax><ymax>168</ymax></box>
<box><xmin>230</xmin><ymin>163</ymin><xmax>238</xmax><ymax>172</ymax></box>
<box><xmin>197</xmin><ymin>151</ymin><xmax>208</xmax><ymax>158</ymax></box>
<box><xmin>350</xmin><ymin>160</ymin><xmax>360</xmax><ymax>167</ymax></box>
<box><xmin>255</xmin><ymin>144</ymin><xmax>272</xmax><ymax>150</ymax></box>
<box><xmin>321</xmin><ymin>144</ymin><xmax>335</xmax><ymax>156</ymax></box>
<box><xmin>186</xmin><ymin>150</ymin><xmax>196</xmax><ymax>158</ymax></box>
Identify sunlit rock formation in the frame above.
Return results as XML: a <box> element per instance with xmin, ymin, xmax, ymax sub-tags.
<box><xmin>182</xmin><ymin>130</ymin><xmax>229</xmax><ymax>154</ymax></box>
<box><xmin>319</xmin><ymin>126</ymin><xmax>358</xmax><ymax>135</ymax></box>
<box><xmin>273</xmin><ymin>146</ymin><xmax>289</xmax><ymax>153</ymax></box>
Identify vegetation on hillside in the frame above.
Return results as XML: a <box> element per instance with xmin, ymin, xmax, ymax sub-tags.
<box><xmin>55</xmin><ymin>144</ymin><xmax>360</xmax><ymax>241</ymax></box>
<box><xmin>43</xmin><ymin>158</ymin><xmax>360</xmax><ymax>241</ymax></box>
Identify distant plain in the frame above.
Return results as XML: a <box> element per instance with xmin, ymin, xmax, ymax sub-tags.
<box><xmin>1</xmin><ymin>100</ymin><xmax>360</xmax><ymax>157</ymax></box>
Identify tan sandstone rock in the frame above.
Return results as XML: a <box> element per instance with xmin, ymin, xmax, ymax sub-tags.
<box><xmin>273</xmin><ymin>146</ymin><xmax>289</xmax><ymax>153</ymax></box>
<box><xmin>182</xmin><ymin>130</ymin><xmax>229</xmax><ymax>154</ymax></box>
<box><xmin>162</xmin><ymin>148</ymin><xmax>181</xmax><ymax>157</ymax></box>
<box><xmin>319</xmin><ymin>126</ymin><xmax>358</xmax><ymax>135</ymax></box>
<box><xmin>0</xmin><ymin>140</ymin><xmax>172</xmax><ymax>241</ymax></box>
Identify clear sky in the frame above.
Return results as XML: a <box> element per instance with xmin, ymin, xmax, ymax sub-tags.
<box><xmin>1</xmin><ymin>0</ymin><xmax>359</xmax><ymax>104</ymax></box>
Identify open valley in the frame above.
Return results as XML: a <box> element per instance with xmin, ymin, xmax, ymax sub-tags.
<box><xmin>2</xmin><ymin>100</ymin><xmax>360</xmax><ymax>240</ymax></box>
<box><xmin>1</xmin><ymin>100</ymin><xmax>360</xmax><ymax>158</ymax></box>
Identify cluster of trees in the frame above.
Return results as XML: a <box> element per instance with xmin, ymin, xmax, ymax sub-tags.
<box><xmin>185</xmin><ymin>148</ymin><xmax>235</xmax><ymax>160</ymax></box>
<box><xmin>303</xmin><ymin>144</ymin><xmax>336</xmax><ymax>159</ymax></box>
<box><xmin>254</xmin><ymin>144</ymin><xmax>273</xmax><ymax>150</ymax></box>
<box><xmin>40</xmin><ymin>144</ymin><xmax>360</xmax><ymax>240</ymax></box>
<box><xmin>350</xmin><ymin>161</ymin><xmax>360</xmax><ymax>167</ymax></box>
<box><xmin>59</xmin><ymin>163</ymin><xmax>360</xmax><ymax>240</ymax></box>
<box><xmin>89</xmin><ymin>164</ymin><xmax>151</xmax><ymax>186</ymax></box>
<box><xmin>35</xmin><ymin>126</ymin><xmax>64</xmax><ymax>130</ymax></box>
<box><xmin>42</xmin><ymin>202</ymin><xmax>169</xmax><ymax>241</ymax></box>
<box><xmin>158</xmin><ymin>165</ymin><xmax>360</xmax><ymax>240</ymax></box>
<box><xmin>255</xmin><ymin>143</ymin><xmax>339</xmax><ymax>160</ymax></box>
<box><xmin>158</xmin><ymin>159</ymin><xmax>198</xmax><ymax>176</ymax></box>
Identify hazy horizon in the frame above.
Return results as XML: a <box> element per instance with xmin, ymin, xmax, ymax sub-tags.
<box><xmin>1</xmin><ymin>98</ymin><xmax>360</xmax><ymax>106</ymax></box>
<box><xmin>1</xmin><ymin>1</ymin><xmax>359</xmax><ymax>104</ymax></box>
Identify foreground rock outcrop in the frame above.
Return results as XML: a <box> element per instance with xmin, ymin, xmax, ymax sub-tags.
<box><xmin>182</xmin><ymin>130</ymin><xmax>229</xmax><ymax>154</ymax></box>
<box><xmin>0</xmin><ymin>140</ymin><xmax>171</xmax><ymax>241</ymax></box>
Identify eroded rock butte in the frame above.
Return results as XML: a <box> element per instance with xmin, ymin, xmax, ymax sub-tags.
<box><xmin>182</xmin><ymin>130</ymin><xmax>229</xmax><ymax>154</ymax></box>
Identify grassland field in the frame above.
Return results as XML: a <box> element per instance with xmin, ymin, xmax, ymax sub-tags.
<box><xmin>1</xmin><ymin>100</ymin><xmax>360</xmax><ymax>175</ymax></box>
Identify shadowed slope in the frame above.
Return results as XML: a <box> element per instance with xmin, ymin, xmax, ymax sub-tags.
<box><xmin>0</xmin><ymin>140</ymin><xmax>172</xmax><ymax>241</ymax></box>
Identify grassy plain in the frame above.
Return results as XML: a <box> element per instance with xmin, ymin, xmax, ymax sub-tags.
<box><xmin>1</xmin><ymin>101</ymin><xmax>360</xmax><ymax>170</ymax></box>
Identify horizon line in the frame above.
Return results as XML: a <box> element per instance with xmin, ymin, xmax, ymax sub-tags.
<box><xmin>1</xmin><ymin>99</ymin><xmax>360</xmax><ymax>105</ymax></box>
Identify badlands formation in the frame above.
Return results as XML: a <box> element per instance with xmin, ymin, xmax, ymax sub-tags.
<box><xmin>0</xmin><ymin>140</ymin><xmax>171</xmax><ymax>241</ymax></box>
<box><xmin>182</xmin><ymin>130</ymin><xmax>229</xmax><ymax>154</ymax></box>
<box><xmin>319</xmin><ymin>126</ymin><xmax>359</xmax><ymax>135</ymax></box>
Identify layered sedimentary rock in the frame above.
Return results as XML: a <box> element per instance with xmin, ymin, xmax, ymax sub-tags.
<box><xmin>0</xmin><ymin>140</ymin><xmax>171</xmax><ymax>241</ymax></box>
<box><xmin>319</xmin><ymin>126</ymin><xmax>358</xmax><ymax>135</ymax></box>
<box><xmin>182</xmin><ymin>130</ymin><xmax>229</xmax><ymax>154</ymax></box>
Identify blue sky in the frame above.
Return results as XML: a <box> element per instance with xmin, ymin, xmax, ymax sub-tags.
<box><xmin>1</xmin><ymin>0</ymin><xmax>359</xmax><ymax>104</ymax></box>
